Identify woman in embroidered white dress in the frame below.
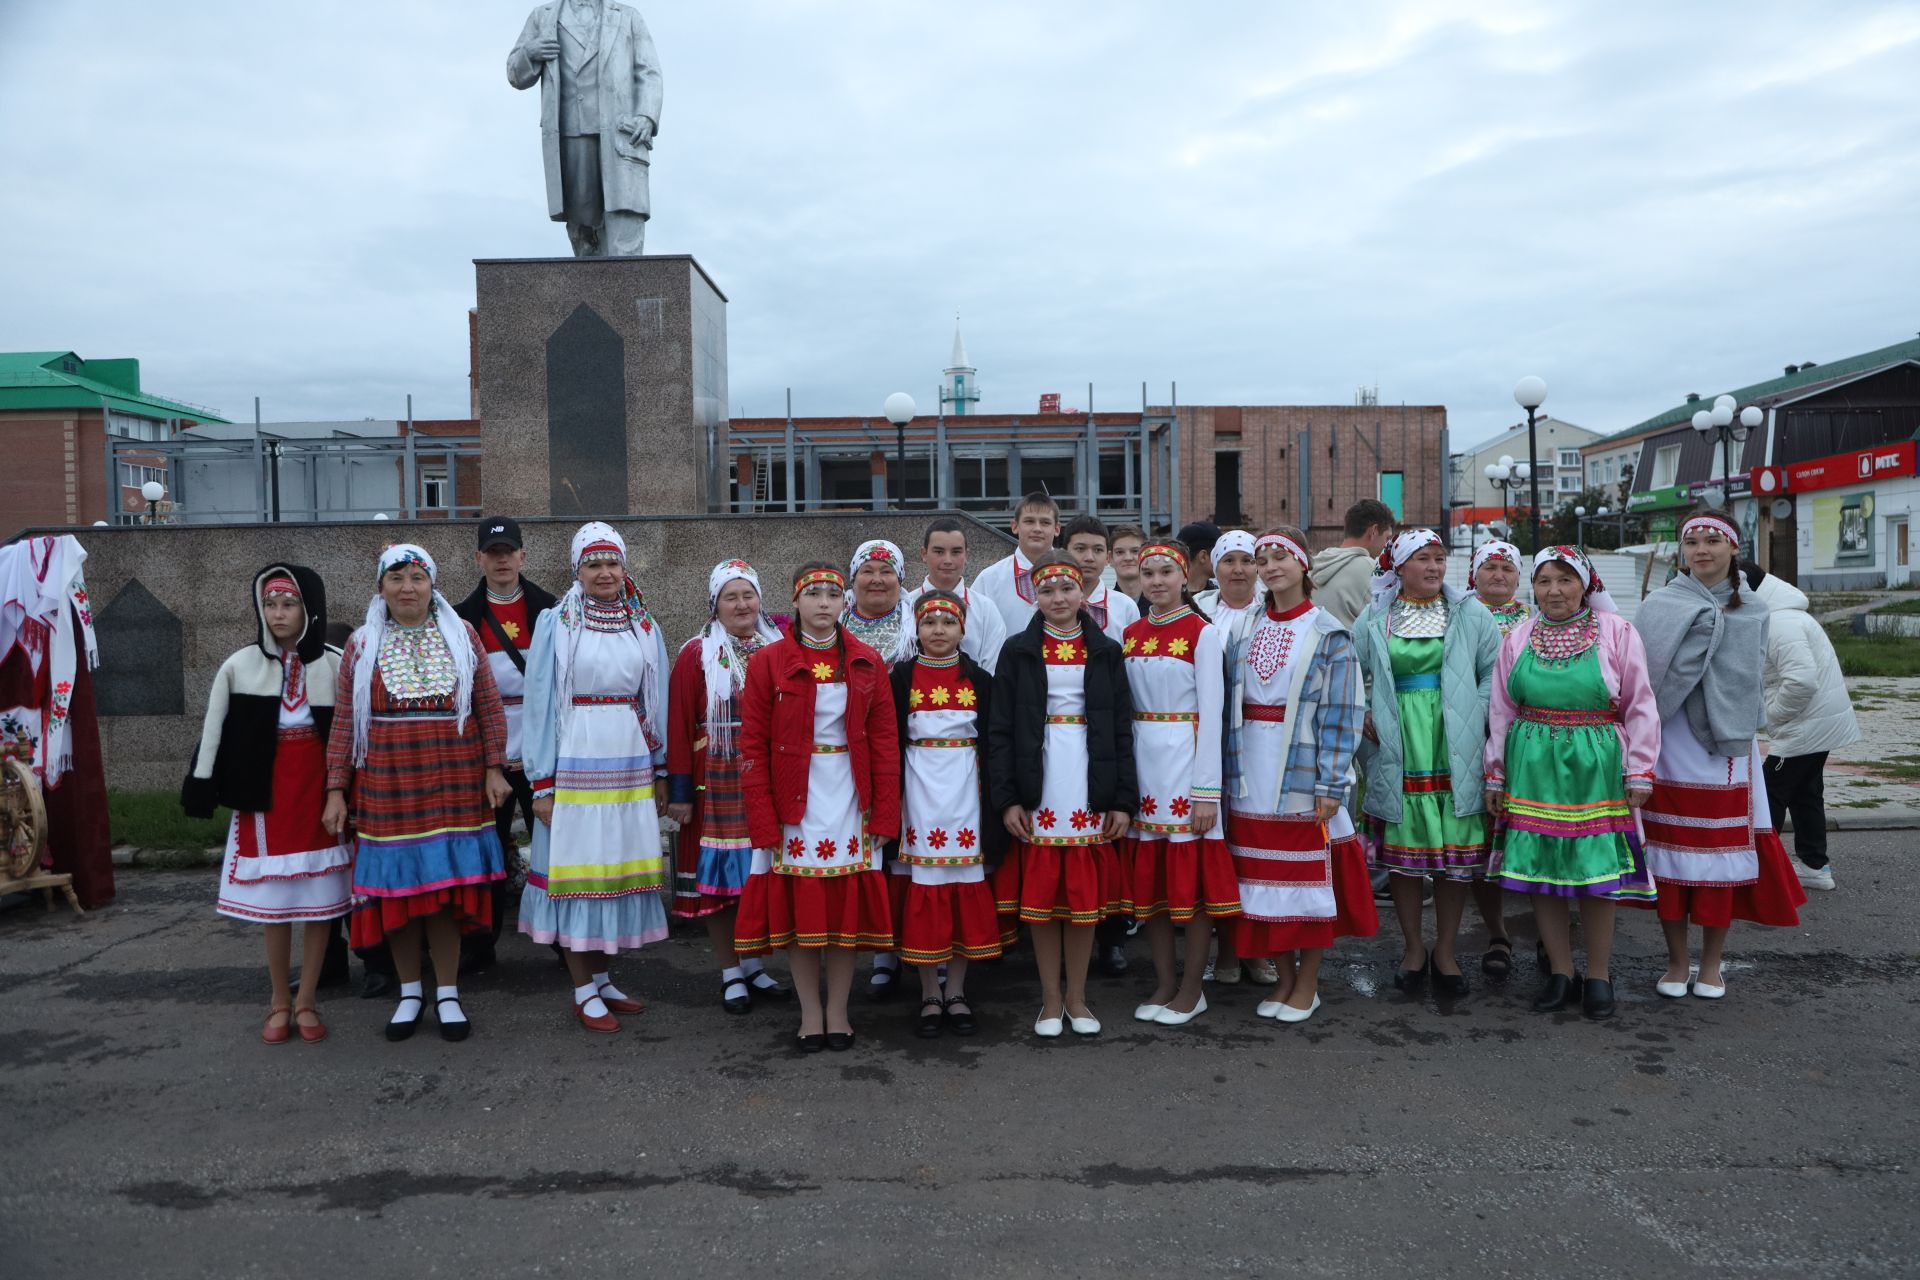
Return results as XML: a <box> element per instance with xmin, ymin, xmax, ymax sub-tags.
<box><xmin>520</xmin><ymin>522</ymin><xmax>672</xmax><ymax>1034</ymax></box>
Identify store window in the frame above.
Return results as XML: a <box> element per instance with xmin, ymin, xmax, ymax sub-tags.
<box><xmin>1649</xmin><ymin>444</ymin><xmax>1682</xmax><ymax>488</ymax></box>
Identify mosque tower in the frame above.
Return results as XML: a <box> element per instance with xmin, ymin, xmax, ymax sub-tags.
<box><xmin>940</xmin><ymin>317</ymin><xmax>980</xmax><ymax>416</ymax></box>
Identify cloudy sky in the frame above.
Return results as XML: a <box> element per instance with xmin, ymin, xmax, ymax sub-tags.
<box><xmin>3</xmin><ymin>1</ymin><xmax>1917</xmax><ymax>449</ymax></box>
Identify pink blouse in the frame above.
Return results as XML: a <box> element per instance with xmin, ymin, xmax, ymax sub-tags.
<box><xmin>1484</xmin><ymin>610</ymin><xmax>1660</xmax><ymax>786</ymax></box>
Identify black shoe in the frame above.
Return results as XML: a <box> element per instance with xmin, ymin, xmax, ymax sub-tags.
<box><xmin>1582</xmin><ymin>977</ymin><xmax>1616</xmax><ymax>1019</ymax></box>
<box><xmin>916</xmin><ymin>997</ymin><xmax>945</xmax><ymax>1039</ymax></box>
<box><xmin>797</xmin><ymin>1033</ymin><xmax>826</xmax><ymax>1053</ymax></box>
<box><xmin>943</xmin><ymin>994</ymin><xmax>977</xmax><ymax>1036</ymax></box>
<box><xmin>384</xmin><ymin>996</ymin><xmax>423</xmax><ymax>1042</ymax></box>
<box><xmin>722</xmin><ymin>976</ymin><xmax>751</xmax><ymax>1016</ymax></box>
<box><xmin>1392</xmin><ymin>955</ymin><xmax>1430</xmax><ymax>992</ymax></box>
<box><xmin>1433</xmin><ymin>967</ymin><xmax>1469</xmax><ymax>998</ymax></box>
<box><xmin>1097</xmin><ymin>944</ymin><xmax>1130</xmax><ymax>977</ymax></box>
<box><xmin>361</xmin><ymin>970</ymin><xmax>397</xmax><ymax>1001</ymax></box>
<box><xmin>825</xmin><ymin>1031</ymin><xmax>855</xmax><ymax>1052</ymax></box>
<box><xmin>1480</xmin><ymin>937</ymin><xmax>1513</xmax><ymax>978</ymax></box>
<box><xmin>436</xmin><ymin>996</ymin><xmax>471</xmax><ymax>1042</ymax></box>
<box><xmin>1533</xmin><ymin>974</ymin><xmax>1578</xmax><ymax>1012</ymax></box>
<box><xmin>745</xmin><ymin>968</ymin><xmax>790</xmax><ymax>1000</ymax></box>
<box><xmin>868</xmin><ymin>963</ymin><xmax>899</xmax><ymax>1001</ymax></box>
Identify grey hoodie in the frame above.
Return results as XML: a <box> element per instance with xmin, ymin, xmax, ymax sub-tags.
<box><xmin>1310</xmin><ymin>545</ymin><xmax>1377</xmax><ymax>627</ymax></box>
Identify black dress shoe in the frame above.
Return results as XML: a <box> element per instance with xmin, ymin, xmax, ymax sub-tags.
<box><xmin>1433</xmin><ymin>968</ymin><xmax>1470</xmax><ymax>998</ymax></box>
<box><xmin>825</xmin><ymin>1031</ymin><xmax>855</xmax><ymax>1052</ymax></box>
<box><xmin>1392</xmin><ymin>956</ymin><xmax>1430</xmax><ymax>992</ymax></box>
<box><xmin>1582</xmin><ymin>977</ymin><xmax>1616</xmax><ymax>1019</ymax></box>
<box><xmin>746</xmin><ymin>970</ymin><xmax>791</xmax><ymax>1000</ymax></box>
<box><xmin>361</xmin><ymin>970</ymin><xmax>397</xmax><ymax>1001</ymax></box>
<box><xmin>797</xmin><ymin>1033</ymin><xmax>826</xmax><ymax>1053</ymax></box>
<box><xmin>916</xmin><ymin>998</ymin><xmax>945</xmax><ymax>1039</ymax></box>
<box><xmin>868</xmin><ymin>964</ymin><xmax>899</xmax><ymax>1001</ymax></box>
<box><xmin>943</xmin><ymin>995</ymin><xmax>977</xmax><ymax>1036</ymax></box>
<box><xmin>436</xmin><ymin>996</ymin><xmax>471</xmax><ymax>1042</ymax></box>
<box><xmin>1097</xmin><ymin>944</ymin><xmax>1130</xmax><ymax>977</ymax></box>
<box><xmin>384</xmin><ymin>997</ymin><xmax>423</xmax><ymax>1042</ymax></box>
<box><xmin>722</xmin><ymin>976</ymin><xmax>752</xmax><ymax>1015</ymax></box>
<box><xmin>1533</xmin><ymin>974</ymin><xmax>1577</xmax><ymax>1012</ymax></box>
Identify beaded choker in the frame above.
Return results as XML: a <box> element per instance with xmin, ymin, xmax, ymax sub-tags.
<box><xmin>799</xmin><ymin>629</ymin><xmax>840</xmax><ymax>650</ymax></box>
<box><xmin>1148</xmin><ymin>604</ymin><xmax>1194</xmax><ymax>625</ymax></box>
<box><xmin>916</xmin><ymin>652</ymin><xmax>960</xmax><ymax>669</ymax></box>
<box><xmin>1530</xmin><ymin>608</ymin><xmax>1597</xmax><ymax>663</ymax></box>
<box><xmin>1042</xmin><ymin>621</ymin><xmax>1084</xmax><ymax>641</ymax></box>
<box><xmin>582</xmin><ymin>595</ymin><xmax>631</xmax><ymax>633</ymax></box>
<box><xmin>485</xmin><ymin>585</ymin><xmax>522</xmax><ymax>604</ymax></box>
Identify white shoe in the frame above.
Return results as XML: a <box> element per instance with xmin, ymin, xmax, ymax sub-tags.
<box><xmin>1246</xmin><ymin>958</ymin><xmax>1280</xmax><ymax>985</ymax></box>
<box><xmin>1692</xmin><ymin>977</ymin><xmax>1727</xmax><ymax>999</ymax></box>
<box><xmin>1273</xmin><ymin>994</ymin><xmax>1322</xmax><ymax>1024</ymax></box>
<box><xmin>1153</xmin><ymin>995</ymin><xmax>1207</xmax><ymax>1026</ymax></box>
<box><xmin>1797</xmin><ymin>864</ymin><xmax>1835</xmax><ymax>891</ymax></box>
<box><xmin>1254</xmin><ymin>997</ymin><xmax>1290</xmax><ymax>1018</ymax></box>
<box><xmin>1654</xmin><ymin>979</ymin><xmax>1691</xmax><ymax>999</ymax></box>
<box><xmin>1067</xmin><ymin>1010</ymin><xmax>1102</xmax><ymax>1035</ymax></box>
<box><xmin>1034</xmin><ymin>1010</ymin><xmax>1064</xmax><ymax>1037</ymax></box>
<box><xmin>1212</xmin><ymin>963</ymin><xmax>1243</xmax><ymax>985</ymax></box>
<box><xmin>1133</xmin><ymin>1003</ymin><xmax>1166</xmax><ymax>1022</ymax></box>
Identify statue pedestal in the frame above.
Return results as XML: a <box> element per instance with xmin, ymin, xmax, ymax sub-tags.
<box><xmin>475</xmin><ymin>255</ymin><xmax>727</xmax><ymax>518</ymax></box>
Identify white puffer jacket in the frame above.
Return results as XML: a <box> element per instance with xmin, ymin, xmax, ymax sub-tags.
<box><xmin>1753</xmin><ymin>573</ymin><xmax>1862</xmax><ymax>758</ymax></box>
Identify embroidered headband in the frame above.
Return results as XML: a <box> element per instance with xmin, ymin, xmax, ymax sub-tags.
<box><xmin>1138</xmin><ymin>541</ymin><xmax>1190</xmax><ymax>572</ymax></box>
<box><xmin>849</xmin><ymin>539</ymin><xmax>905</xmax><ymax>581</ymax></box>
<box><xmin>1030</xmin><ymin>561</ymin><xmax>1081</xmax><ymax>589</ymax></box>
<box><xmin>1254</xmin><ymin>533</ymin><xmax>1310</xmax><ymax>568</ymax></box>
<box><xmin>707</xmin><ymin>557</ymin><xmax>761</xmax><ymax>608</ymax></box>
<box><xmin>571</xmin><ymin>520</ymin><xmax>627</xmax><ymax>570</ymax></box>
<box><xmin>914</xmin><ymin>595</ymin><xmax>966</xmax><ymax>623</ymax></box>
<box><xmin>261</xmin><ymin>575</ymin><xmax>301</xmax><ymax>600</ymax></box>
<box><xmin>794</xmin><ymin>568</ymin><xmax>846</xmax><ymax>598</ymax></box>
<box><xmin>1213</xmin><ymin>530</ymin><xmax>1257</xmax><ymax>561</ymax></box>
<box><xmin>1681</xmin><ymin>515</ymin><xmax>1740</xmax><ymax>548</ymax></box>
<box><xmin>378</xmin><ymin>543</ymin><xmax>437</xmax><ymax>583</ymax></box>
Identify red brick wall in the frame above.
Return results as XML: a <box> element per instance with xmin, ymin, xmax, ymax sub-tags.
<box><xmin>0</xmin><ymin>410</ymin><xmax>112</xmax><ymax>534</ymax></box>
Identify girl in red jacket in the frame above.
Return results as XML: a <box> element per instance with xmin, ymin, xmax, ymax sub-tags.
<box><xmin>736</xmin><ymin>561</ymin><xmax>902</xmax><ymax>1052</ymax></box>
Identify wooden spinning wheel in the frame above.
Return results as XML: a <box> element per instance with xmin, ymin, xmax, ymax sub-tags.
<box><xmin>0</xmin><ymin>755</ymin><xmax>82</xmax><ymax>915</ymax></box>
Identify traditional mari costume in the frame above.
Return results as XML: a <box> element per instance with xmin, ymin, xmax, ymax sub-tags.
<box><xmin>1361</xmin><ymin>529</ymin><xmax>1493</xmax><ymax>880</ymax></box>
<box><xmin>1635</xmin><ymin>518</ymin><xmax>1805</xmax><ymax>928</ymax></box>
<box><xmin>1220</xmin><ymin>533</ymin><xmax>1376</xmax><ymax>953</ymax></box>
<box><xmin>893</xmin><ymin>595</ymin><xmax>1004</xmax><ymax>964</ymax></box>
<box><xmin>326</xmin><ymin>544</ymin><xmax>507</xmax><ymax>947</ymax></box>
<box><xmin>517</xmin><ymin>523</ymin><xmax>672</xmax><ymax>953</ymax></box>
<box><xmin>736</xmin><ymin>568</ymin><xmax>898</xmax><ymax>954</ymax></box>
<box><xmin>1119</xmin><ymin>542</ymin><xmax>1240</xmax><ymax>923</ymax></box>
<box><xmin>1194</xmin><ymin>530</ymin><xmax>1266</xmax><ymax>625</ymax></box>
<box><xmin>1470</xmin><ymin>540</ymin><xmax>1529</xmax><ymax>636</ymax></box>
<box><xmin>1484</xmin><ymin>547</ymin><xmax>1658</xmax><ymax>903</ymax></box>
<box><xmin>840</xmin><ymin>539</ymin><xmax>917</xmax><ymax>669</ymax></box>
<box><xmin>905</xmin><ymin>576</ymin><xmax>1007</xmax><ymax>673</ymax></box>
<box><xmin>990</xmin><ymin>563</ymin><xmax>1129</xmax><ymax>925</ymax></box>
<box><xmin>1082</xmin><ymin>578</ymin><xmax>1141</xmax><ymax>645</ymax></box>
<box><xmin>0</xmin><ymin>534</ymin><xmax>112</xmax><ymax>907</ymax></box>
<box><xmin>185</xmin><ymin>566</ymin><xmax>352</xmax><ymax>923</ymax></box>
<box><xmin>972</xmin><ymin>546</ymin><xmax>1041</xmax><ymax>637</ymax></box>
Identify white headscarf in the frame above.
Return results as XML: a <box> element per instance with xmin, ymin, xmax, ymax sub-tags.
<box><xmin>1369</xmin><ymin>528</ymin><xmax>1466</xmax><ymax>608</ymax></box>
<box><xmin>698</xmin><ymin>558</ymin><xmax>781</xmax><ymax>750</ymax></box>
<box><xmin>1213</xmin><ymin>530</ymin><xmax>1257</xmax><ymax>562</ymax></box>
<box><xmin>350</xmin><ymin>542</ymin><xmax>475</xmax><ymax>765</ymax></box>
<box><xmin>842</xmin><ymin>538</ymin><xmax>914</xmax><ymax>665</ymax></box>
<box><xmin>553</xmin><ymin>522</ymin><xmax>666</xmax><ymax>749</ymax></box>
<box><xmin>1469</xmin><ymin>540</ymin><xmax>1522</xmax><ymax>590</ymax></box>
<box><xmin>1532</xmin><ymin>545</ymin><xmax>1619</xmax><ymax>615</ymax></box>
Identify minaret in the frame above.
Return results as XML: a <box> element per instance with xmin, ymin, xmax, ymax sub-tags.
<box><xmin>941</xmin><ymin>317</ymin><xmax>980</xmax><ymax>416</ymax></box>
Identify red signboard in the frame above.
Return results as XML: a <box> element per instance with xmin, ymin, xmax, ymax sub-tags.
<box><xmin>1770</xmin><ymin>441</ymin><xmax>1918</xmax><ymax>494</ymax></box>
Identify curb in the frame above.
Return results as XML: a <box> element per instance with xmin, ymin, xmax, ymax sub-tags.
<box><xmin>1816</xmin><ymin>808</ymin><xmax>1920</xmax><ymax>832</ymax></box>
<box><xmin>110</xmin><ymin>845</ymin><xmax>222</xmax><ymax>869</ymax></box>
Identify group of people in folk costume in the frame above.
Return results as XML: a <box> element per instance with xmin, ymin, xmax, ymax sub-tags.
<box><xmin>184</xmin><ymin>490</ymin><xmax>1814</xmax><ymax>1047</ymax></box>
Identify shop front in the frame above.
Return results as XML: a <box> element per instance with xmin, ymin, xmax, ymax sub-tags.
<box><xmin>1755</xmin><ymin>440</ymin><xmax>1920</xmax><ymax>589</ymax></box>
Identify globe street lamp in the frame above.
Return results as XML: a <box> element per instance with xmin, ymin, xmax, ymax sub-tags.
<box><xmin>884</xmin><ymin>392</ymin><xmax>916</xmax><ymax>511</ymax></box>
<box><xmin>1483</xmin><ymin>454</ymin><xmax>1531</xmax><ymax>537</ymax></box>
<box><xmin>1514</xmin><ymin>376</ymin><xmax>1548</xmax><ymax>550</ymax></box>
<box><xmin>1691</xmin><ymin>398</ymin><xmax>1764</xmax><ymax>510</ymax></box>
<box><xmin>1574</xmin><ymin>504</ymin><xmax>1587</xmax><ymax>544</ymax></box>
<box><xmin>140</xmin><ymin>479</ymin><xmax>166</xmax><ymax>525</ymax></box>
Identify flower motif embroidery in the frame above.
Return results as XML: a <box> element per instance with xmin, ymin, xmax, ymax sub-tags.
<box><xmin>846</xmin><ymin>837</ymin><xmax>860</xmax><ymax>857</ymax></box>
<box><xmin>1052</xmin><ymin>641</ymin><xmax>1079</xmax><ymax>662</ymax></box>
<box><xmin>957</xmin><ymin>828</ymin><xmax>976</xmax><ymax>849</ymax></box>
<box><xmin>1123</xmin><ymin>635</ymin><xmax>1137</xmax><ymax>654</ymax></box>
<box><xmin>909</xmin><ymin>688</ymin><xmax>924</xmax><ymax>708</ymax></box>
<box><xmin>811</xmin><ymin>662</ymin><xmax>835</xmax><ymax>681</ymax></box>
<box><xmin>1167</xmin><ymin>637</ymin><xmax>1190</xmax><ymax>657</ymax></box>
<box><xmin>1070</xmin><ymin>808</ymin><xmax>1094</xmax><ymax>830</ymax></box>
<box><xmin>927</xmin><ymin>828</ymin><xmax>948</xmax><ymax>849</ymax></box>
<box><xmin>1035</xmin><ymin>808</ymin><xmax>1057</xmax><ymax>830</ymax></box>
<box><xmin>1169</xmin><ymin>796</ymin><xmax>1192</xmax><ymax>818</ymax></box>
<box><xmin>1140</xmin><ymin>637</ymin><xmax>1159</xmax><ymax>655</ymax></box>
<box><xmin>1139</xmin><ymin>795</ymin><xmax>1158</xmax><ymax>816</ymax></box>
<box><xmin>814</xmin><ymin>838</ymin><xmax>837</xmax><ymax>859</ymax></box>
<box><xmin>956</xmin><ymin>687</ymin><xmax>976</xmax><ymax>707</ymax></box>
<box><xmin>906</xmin><ymin>826</ymin><xmax>917</xmax><ymax>846</ymax></box>
<box><xmin>787</xmin><ymin>837</ymin><xmax>806</xmax><ymax>859</ymax></box>
<box><xmin>929</xmin><ymin>685</ymin><xmax>950</xmax><ymax>706</ymax></box>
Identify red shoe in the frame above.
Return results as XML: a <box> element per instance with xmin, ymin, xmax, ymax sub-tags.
<box><xmin>575</xmin><ymin>997</ymin><xmax>620</xmax><ymax>1033</ymax></box>
<box><xmin>598</xmin><ymin>985</ymin><xmax>647</xmax><ymax>1014</ymax></box>
<box><xmin>261</xmin><ymin>1007</ymin><xmax>292</xmax><ymax>1045</ymax></box>
<box><xmin>294</xmin><ymin>1006</ymin><xmax>327</xmax><ymax>1044</ymax></box>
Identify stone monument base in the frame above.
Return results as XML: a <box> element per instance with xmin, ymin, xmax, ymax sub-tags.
<box><xmin>475</xmin><ymin>255</ymin><xmax>728</xmax><ymax>519</ymax></box>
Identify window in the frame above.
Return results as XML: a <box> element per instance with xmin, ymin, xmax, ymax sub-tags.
<box><xmin>1379</xmin><ymin>471</ymin><xmax>1404</xmax><ymax>520</ymax></box>
<box><xmin>1605</xmin><ymin>459</ymin><xmax>1616</xmax><ymax>483</ymax></box>
<box><xmin>1649</xmin><ymin>444</ymin><xmax>1682</xmax><ymax>488</ymax></box>
<box><xmin>120</xmin><ymin>462</ymin><xmax>167</xmax><ymax>490</ymax></box>
<box><xmin>107</xmin><ymin>412</ymin><xmax>167</xmax><ymax>442</ymax></box>
<box><xmin>1558</xmin><ymin>449</ymin><xmax>1581</xmax><ymax>469</ymax></box>
<box><xmin>1589</xmin><ymin>461</ymin><xmax>1602</xmax><ymax>485</ymax></box>
<box><xmin>1558</xmin><ymin>474</ymin><xmax>1581</xmax><ymax>493</ymax></box>
<box><xmin>421</xmin><ymin>466</ymin><xmax>449</xmax><ymax>510</ymax></box>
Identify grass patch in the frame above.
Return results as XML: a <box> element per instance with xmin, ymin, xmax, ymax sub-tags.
<box><xmin>1873</xmin><ymin>596</ymin><xmax>1920</xmax><ymax>615</ymax></box>
<box><xmin>1863</xmin><ymin>755</ymin><xmax>1920</xmax><ymax>782</ymax></box>
<box><xmin>108</xmin><ymin>790</ymin><xmax>229</xmax><ymax>852</ymax></box>
<box><xmin>1839</xmin><ymin>798</ymin><xmax>1888</xmax><ymax>808</ymax></box>
<box><xmin>1825</xmin><ymin>622</ymin><xmax>1920</xmax><ymax>678</ymax></box>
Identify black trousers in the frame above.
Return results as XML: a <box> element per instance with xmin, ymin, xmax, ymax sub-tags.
<box><xmin>1763</xmin><ymin>751</ymin><xmax>1830</xmax><ymax>870</ymax></box>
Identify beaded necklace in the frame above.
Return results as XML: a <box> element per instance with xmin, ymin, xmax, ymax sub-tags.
<box><xmin>1529</xmin><ymin>607</ymin><xmax>1598</xmax><ymax>664</ymax></box>
<box><xmin>842</xmin><ymin>602</ymin><xmax>905</xmax><ymax>662</ymax></box>
<box><xmin>378</xmin><ymin>614</ymin><xmax>456</xmax><ymax>700</ymax></box>
<box><xmin>1042</xmin><ymin>620</ymin><xmax>1084</xmax><ymax>641</ymax></box>
<box><xmin>1389</xmin><ymin>593</ymin><xmax>1448</xmax><ymax>638</ymax></box>
<box><xmin>1478</xmin><ymin>596</ymin><xmax>1529</xmax><ymax>635</ymax></box>
<box><xmin>916</xmin><ymin>651</ymin><xmax>960</xmax><ymax>669</ymax></box>
<box><xmin>582</xmin><ymin>594</ymin><xmax>631</xmax><ymax>634</ymax></box>
<box><xmin>485</xmin><ymin>584</ymin><xmax>523</xmax><ymax>604</ymax></box>
<box><xmin>1148</xmin><ymin>604</ymin><xmax>1195</xmax><ymax>625</ymax></box>
<box><xmin>798</xmin><ymin>627</ymin><xmax>843</xmax><ymax>680</ymax></box>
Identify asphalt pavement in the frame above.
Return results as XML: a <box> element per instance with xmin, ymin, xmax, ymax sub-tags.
<box><xmin>2</xmin><ymin>832</ymin><xmax>1915</xmax><ymax>1279</ymax></box>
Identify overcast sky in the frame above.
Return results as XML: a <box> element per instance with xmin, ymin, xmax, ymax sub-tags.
<box><xmin>3</xmin><ymin>1</ymin><xmax>1917</xmax><ymax>449</ymax></box>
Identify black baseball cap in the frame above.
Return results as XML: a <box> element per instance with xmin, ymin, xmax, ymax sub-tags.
<box><xmin>477</xmin><ymin>516</ymin><xmax>523</xmax><ymax>550</ymax></box>
<box><xmin>1175</xmin><ymin>521</ymin><xmax>1223</xmax><ymax>555</ymax></box>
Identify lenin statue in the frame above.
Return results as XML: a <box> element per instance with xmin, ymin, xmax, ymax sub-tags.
<box><xmin>507</xmin><ymin>0</ymin><xmax>663</xmax><ymax>257</ymax></box>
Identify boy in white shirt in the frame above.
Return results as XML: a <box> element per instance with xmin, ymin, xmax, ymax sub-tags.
<box><xmin>971</xmin><ymin>491</ymin><xmax>1063</xmax><ymax>636</ymax></box>
<box><xmin>1061</xmin><ymin>513</ymin><xmax>1140</xmax><ymax>643</ymax></box>
<box><xmin>904</xmin><ymin>517</ymin><xmax>1008</xmax><ymax>672</ymax></box>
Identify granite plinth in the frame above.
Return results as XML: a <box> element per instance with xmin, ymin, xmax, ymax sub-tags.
<box><xmin>30</xmin><ymin>513</ymin><xmax>1010</xmax><ymax>792</ymax></box>
<box><xmin>476</xmin><ymin>255</ymin><xmax>728</xmax><ymax>519</ymax></box>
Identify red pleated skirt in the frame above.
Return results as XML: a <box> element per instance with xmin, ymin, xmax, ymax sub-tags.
<box><xmin>348</xmin><ymin>884</ymin><xmax>493</xmax><ymax>949</ymax></box>
<box><xmin>734</xmin><ymin>868</ymin><xmax>896</xmax><ymax>954</ymax></box>
<box><xmin>1235</xmin><ymin>834</ymin><xmax>1381</xmax><ymax>955</ymax></box>
<box><xmin>1654</xmin><ymin>829</ymin><xmax>1807</xmax><ymax>928</ymax></box>
<box><xmin>898</xmin><ymin>878</ymin><xmax>1005</xmax><ymax>964</ymax></box>
<box><xmin>992</xmin><ymin>841</ymin><xmax>1125</xmax><ymax>925</ymax></box>
<box><xmin>1121</xmin><ymin>835</ymin><xmax>1242</xmax><ymax>922</ymax></box>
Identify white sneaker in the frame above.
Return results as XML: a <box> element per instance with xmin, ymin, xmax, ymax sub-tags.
<box><xmin>1797</xmin><ymin>864</ymin><xmax>1835</xmax><ymax>891</ymax></box>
